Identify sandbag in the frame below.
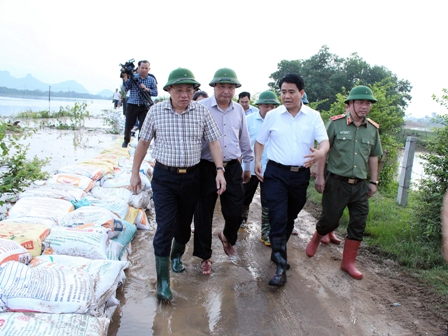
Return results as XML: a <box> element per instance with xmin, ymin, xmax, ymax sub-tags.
<box><xmin>31</xmin><ymin>255</ymin><xmax>128</xmax><ymax>313</ymax></box>
<box><xmin>58</xmin><ymin>164</ymin><xmax>106</xmax><ymax>180</ymax></box>
<box><xmin>0</xmin><ymin>261</ymin><xmax>94</xmax><ymax>314</ymax></box>
<box><xmin>91</xmin><ymin>186</ymin><xmax>151</xmax><ymax>209</ymax></box>
<box><xmin>0</xmin><ymin>216</ymin><xmax>57</xmax><ymax>228</ymax></box>
<box><xmin>100</xmin><ymin>170</ymin><xmax>151</xmax><ymax>191</ymax></box>
<box><xmin>58</xmin><ymin>206</ymin><xmax>121</xmax><ymax>238</ymax></box>
<box><xmin>46</xmin><ymin>173</ymin><xmax>95</xmax><ymax>192</ymax></box>
<box><xmin>7</xmin><ymin>196</ymin><xmax>74</xmax><ymax>225</ymax></box>
<box><xmin>81</xmin><ymin>159</ymin><xmax>115</xmax><ymax>175</ymax></box>
<box><xmin>0</xmin><ymin>312</ymin><xmax>109</xmax><ymax>336</ymax></box>
<box><xmin>135</xmin><ymin>208</ymin><xmax>151</xmax><ymax>230</ymax></box>
<box><xmin>43</xmin><ymin>227</ymin><xmax>110</xmax><ymax>260</ymax></box>
<box><xmin>85</xmin><ymin>195</ymin><xmax>129</xmax><ymax>219</ymax></box>
<box><xmin>19</xmin><ymin>184</ymin><xmax>87</xmax><ymax>202</ymax></box>
<box><xmin>111</xmin><ymin>219</ymin><xmax>137</xmax><ymax>258</ymax></box>
<box><xmin>0</xmin><ymin>238</ymin><xmax>31</xmax><ymax>265</ymax></box>
<box><xmin>0</xmin><ymin>222</ymin><xmax>50</xmax><ymax>257</ymax></box>
<box><xmin>94</xmin><ymin>154</ymin><xmax>121</xmax><ymax>166</ymax></box>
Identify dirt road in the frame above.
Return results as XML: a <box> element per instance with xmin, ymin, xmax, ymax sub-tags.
<box><xmin>108</xmin><ymin>195</ymin><xmax>447</xmax><ymax>336</ymax></box>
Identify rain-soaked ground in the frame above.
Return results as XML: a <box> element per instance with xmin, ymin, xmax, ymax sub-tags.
<box><xmin>107</xmin><ymin>194</ymin><xmax>443</xmax><ymax>335</ymax></box>
<box><xmin>3</xmin><ymin>120</ymin><xmax>445</xmax><ymax>335</ymax></box>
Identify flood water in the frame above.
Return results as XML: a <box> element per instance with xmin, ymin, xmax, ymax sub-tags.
<box><xmin>0</xmin><ymin>96</ymin><xmax>113</xmax><ymax>117</ymax></box>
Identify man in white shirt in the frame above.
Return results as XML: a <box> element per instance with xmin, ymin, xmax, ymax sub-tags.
<box><xmin>238</xmin><ymin>91</ymin><xmax>260</xmax><ymax>116</ymax></box>
<box><xmin>255</xmin><ymin>73</ymin><xmax>329</xmax><ymax>287</ymax></box>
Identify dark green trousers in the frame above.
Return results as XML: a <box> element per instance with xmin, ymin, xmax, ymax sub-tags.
<box><xmin>316</xmin><ymin>175</ymin><xmax>369</xmax><ymax>241</ymax></box>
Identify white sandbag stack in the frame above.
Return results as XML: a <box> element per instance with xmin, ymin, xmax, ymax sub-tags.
<box><xmin>0</xmin><ymin>139</ymin><xmax>150</xmax><ymax>334</ymax></box>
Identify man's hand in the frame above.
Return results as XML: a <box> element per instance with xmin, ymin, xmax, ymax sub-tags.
<box><xmin>122</xmin><ymin>72</ymin><xmax>128</xmax><ymax>81</ymax></box>
<box><xmin>367</xmin><ymin>184</ymin><xmax>377</xmax><ymax>198</ymax></box>
<box><xmin>216</xmin><ymin>171</ymin><xmax>226</xmax><ymax>195</ymax></box>
<box><xmin>303</xmin><ymin>147</ymin><xmax>325</xmax><ymax>168</ymax></box>
<box><xmin>242</xmin><ymin>170</ymin><xmax>251</xmax><ymax>184</ymax></box>
<box><xmin>311</xmin><ymin>164</ymin><xmax>318</xmax><ymax>179</ymax></box>
<box><xmin>315</xmin><ymin>175</ymin><xmax>325</xmax><ymax>194</ymax></box>
<box><xmin>140</xmin><ymin>83</ymin><xmax>147</xmax><ymax>91</ymax></box>
<box><xmin>255</xmin><ymin>162</ymin><xmax>263</xmax><ymax>182</ymax></box>
<box><xmin>130</xmin><ymin>172</ymin><xmax>142</xmax><ymax>195</ymax></box>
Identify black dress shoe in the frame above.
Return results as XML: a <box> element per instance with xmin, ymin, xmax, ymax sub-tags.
<box><xmin>122</xmin><ymin>142</ymin><xmax>129</xmax><ymax>148</ymax></box>
<box><xmin>268</xmin><ymin>271</ymin><xmax>287</xmax><ymax>287</ymax></box>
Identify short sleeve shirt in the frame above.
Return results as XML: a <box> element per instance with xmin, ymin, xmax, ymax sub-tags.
<box><xmin>139</xmin><ymin>100</ymin><xmax>222</xmax><ymax>167</ymax></box>
<box><xmin>326</xmin><ymin>113</ymin><xmax>383</xmax><ymax>179</ymax></box>
<box><xmin>256</xmin><ymin>105</ymin><xmax>328</xmax><ymax>166</ymax></box>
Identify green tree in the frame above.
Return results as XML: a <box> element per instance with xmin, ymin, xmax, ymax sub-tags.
<box><xmin>269</xmin><ymin>45</ymin><xmax>412</xmax><ymax>111</ymax></box>
<box><xmin>414</xmin><ymin>89</ymin><xmax>448</xmax><ymax>252</ymax></box>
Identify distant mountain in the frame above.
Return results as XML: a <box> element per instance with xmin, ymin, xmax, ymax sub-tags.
<box><xmin>97</xmin><ymin>89</ymin><xmax>114</xmax><ymax>98</ymax></box>
<box><xmin>0</xmin><ymin>70</ymin><xmax>90</xmax><ymax>94</ymax></box>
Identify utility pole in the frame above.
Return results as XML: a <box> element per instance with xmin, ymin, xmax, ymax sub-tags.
<box><xmin>48</xmin><ymin>86</ymin><xmax>51</xmax><ymax>112</ymax></box>
<box><xmin>397</xmin><ymin>136</ymin><xmax>416</xmax><ymax>206</ymax></box>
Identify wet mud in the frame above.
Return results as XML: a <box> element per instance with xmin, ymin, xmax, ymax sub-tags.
<box><xmin>108</xmin><ymin>195</ymin><xmax>445</xmax><ymax>335</ymax></box>
<box><xmin>4</xmin><ymin>125</ymin><xmax>445</xmax><ymax>335</ymax></box>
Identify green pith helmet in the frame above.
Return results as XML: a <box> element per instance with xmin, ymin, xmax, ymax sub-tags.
<box><xmin>302</xmin><ymin>92</ymin><xmax>309</xmax><ymax>104</ymax></box>
<box><xmin>344</xmin><ymin>85</ymin><xmax>377</xmax><ymax>103</ymax></box>
<box><xmin>163</xmin><ymin>68</ymin><xmax>201</xmax><ymax>91</ymax></box>
<box><xmin>255</xmin><ymin>91</ymin><xmax>280</xmax><ymax>105</ymax></box>
<box><xmin>209</xmin><ymin>68</ymin><xmax>241</xmax><ymax>88</ymax></box>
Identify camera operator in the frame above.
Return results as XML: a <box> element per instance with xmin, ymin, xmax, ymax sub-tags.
<box><xmin>121</xmin><ymin>60</ymin><xmax>158</xmax><ymax>148</ymax></box>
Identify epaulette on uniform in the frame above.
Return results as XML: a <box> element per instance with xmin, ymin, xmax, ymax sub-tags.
<box><xmin>330</xmin><ymin>113</ymin><xmax>346</xmax><ymax>121</ymax></box>
<box><xmin>367</xmin><ymin>118</ymin><xmax>380</xmax><ymax>129</ymax></box>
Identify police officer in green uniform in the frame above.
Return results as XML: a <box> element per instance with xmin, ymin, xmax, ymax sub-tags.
<box><xmin>306</xmin><ymin>85</ymin><xmax>383</xmax><ymax>280</ymax></box>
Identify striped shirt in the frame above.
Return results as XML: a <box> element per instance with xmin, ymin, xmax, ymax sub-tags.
<box><xmin>123</xmin><ymin>74</ymin><xmax>158</xmax><ymax>105</ymax></box>
<box><xmin>199</xmin><ymin>96</ymin><xmax>253</xmax><ymax>171</ymax></box>
<box><xmin>139</xmin><ymin>100</ymin><xmax>222</xmax><ymax>167</ymax></box>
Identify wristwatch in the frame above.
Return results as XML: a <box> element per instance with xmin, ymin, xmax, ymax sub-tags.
<box><xmin>216</xmin><ymin>166</ymin><xmax>225</xmax><ymax>173</ymax></box>
<box><xmin>370</xmin><ymin>181</ymin><xmax>379</xmax><ymax>186</ymax></box>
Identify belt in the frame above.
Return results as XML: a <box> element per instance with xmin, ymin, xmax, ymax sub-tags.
<box><xmin>156</xmin><ymin>161</ymin><xmax>199</xmax><ymax>174</ymax></box>
<box><xmin>222</xmin><ymin>159</ymin><xmax>239</xmax><ymax>167</ymax></box>
<box><xmin>329</xmin><ymin>172</ymin><xmax>365</xmax><ymax>184</ymax></box>
<box><xmin>268</xmin><ymin>160</ymin><xmax>308</xmax><ymax>172</ymax></box>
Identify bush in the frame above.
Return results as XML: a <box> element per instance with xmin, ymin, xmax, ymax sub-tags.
<box><xmin>0</xmin><ymin>121</ymin><xmax>49</xmax><ymax>208</ymax></box>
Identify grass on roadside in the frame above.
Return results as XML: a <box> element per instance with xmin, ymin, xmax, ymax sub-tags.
<box><xmin>306</xmin><ymin>181</ymin><xmax>448</xmax><ymax>297</ymax></box>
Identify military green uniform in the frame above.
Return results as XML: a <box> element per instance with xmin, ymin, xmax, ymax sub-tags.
<box><xmin>316</xmin><ymin>113</ymin><xmax>383</xmax><ymax>241</ymax></box>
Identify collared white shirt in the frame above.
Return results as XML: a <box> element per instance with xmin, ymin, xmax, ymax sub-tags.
<box><xmin>256</xmin><ymin>104</ymin><xmax>328</xmax><ymax>166</ymax></box>
<box><xmin>246</xmin><ymin>111</ymin><xmax>268</xmax><ymax>175</ymax></box>
<box><xmin>199</xmin><ymin>96</ymin><xmax>253</xmax><ymax>171</ymax></box>
<box><xmin>244</xmin><ymin>105</ymin><xmax>259</xmax><ymax>116</ymax></box>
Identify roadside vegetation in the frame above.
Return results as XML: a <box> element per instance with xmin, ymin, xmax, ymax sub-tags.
<box><xmin>15</xmin><ymin>102</ymin><xmax>90</xmax><ymax>130</ymax></box>
<box><xmin>0</xmin><ymin>120</ymin><xmax>49</xmax><ymax>212</ymax></box>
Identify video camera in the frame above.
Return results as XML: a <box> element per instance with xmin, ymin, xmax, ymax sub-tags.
<box><xmin>119</xmin><ymin>59</ymin><xmax>136</xmax><ymax>78</ymax></box>
<box><xmin>119</xmin><ymin>58</ymin><xmax>154</xmax><ymax>108</ymax></box>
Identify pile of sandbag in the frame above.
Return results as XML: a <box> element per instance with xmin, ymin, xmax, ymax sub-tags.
<box><xmin>0</xmin><ymin>138</ymin><xmax>155</xmax><ymax>336</ymax></box>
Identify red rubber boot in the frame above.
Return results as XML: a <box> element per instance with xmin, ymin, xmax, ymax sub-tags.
<box><xmin>329</xmin><ymin>231</ymin><xmax>341</xmax><ymax>245</ymax></box>
<box><xmin>306</xmin><ymin>231</ymin><xmax>324</xmax><ymax>257</ymax></box>
<box><xmin>341</xmin><ymin>238</ymin><xmax>363</xmax><ymax>280</ymax></box>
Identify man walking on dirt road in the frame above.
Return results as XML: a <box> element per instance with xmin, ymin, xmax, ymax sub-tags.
<box><xmin>130</xmin><ymin>68</ymin><xmax>226</xmax><ymax>301</ymax></box>
<box><xmin>254</xmin><ymin>73</ymin><xmax>329</xmax><ymax>287</ymax></box>
<box><xmin>306</xmin><ymin>85</ymin><xmax>383</xmax><ymax>280</ymax></box>
<box><xmin>193</xmin><ymin>68</ymin><xmax>253</xmax><ymax>275</ymax></box>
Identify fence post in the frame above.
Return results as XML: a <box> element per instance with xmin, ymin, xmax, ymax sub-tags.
<box><xmin>397</xmin><ymin>136</ymin><xmax>416</xmax><ymax>206</ymax></box>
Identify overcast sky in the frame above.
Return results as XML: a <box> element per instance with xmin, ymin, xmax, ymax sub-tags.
<box><xmin>0</xmin><ymin>0</ymin><xmax>446</xmax><ymax>118</ymax></box>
